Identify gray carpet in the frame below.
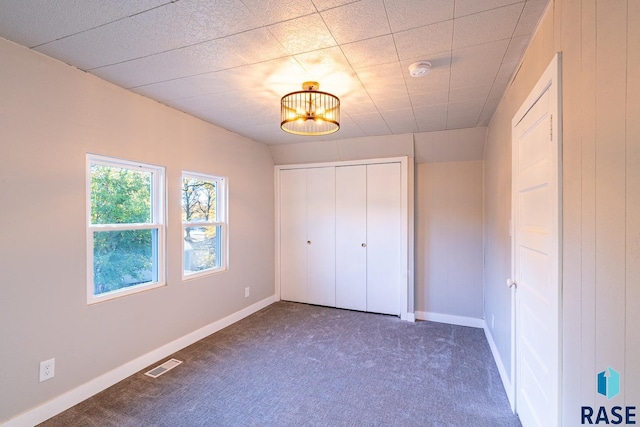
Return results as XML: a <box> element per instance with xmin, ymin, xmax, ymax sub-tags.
<box><xmin>40</xmin><ymin>302</ymin><xmax>521</xmax><ymax>426</ymax></box>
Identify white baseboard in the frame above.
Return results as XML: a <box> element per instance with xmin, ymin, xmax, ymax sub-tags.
<box><xmin>483</xmin><ymin>321</ymin><xmax>515</xmax><ymax>411</ymax></box>
<box><xmin>3</xmin><ymin>296</ymin><xmax>276</xmax><ymax>427</ymax></box>
<box><xmin>415</xmin><ymin>311</ymin><xmax>484</xmax><ymax>328</ymax></box>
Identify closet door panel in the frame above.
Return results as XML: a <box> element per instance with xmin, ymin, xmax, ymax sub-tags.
<box><xmin>306</xmin><ymin>167</ymin><xmax>336</xmax><ymax>307</ymax></box>
<box><xmin>280</xmin><ymin>169</ymin><xmax>307</xmax><ymax>303</ymax></box>
<box><xmin>335</xmin><ymin>165</ymin><xmax>367</xmax><ymax>311</ymax></box>
<box><xmin>366</xmin><ymin>163</ymin><xmax>402</xmax><ymax>315</ymax></box>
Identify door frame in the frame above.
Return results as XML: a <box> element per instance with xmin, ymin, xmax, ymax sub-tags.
<box><xmin>274</xmin><ymin>156</ymin><xmax>415</xmax><ymax>321</ymax></box>
<box><xmin>510</xmin><ymin>52</ymin><xmax>563</xmax><ymax>422</ymax></box>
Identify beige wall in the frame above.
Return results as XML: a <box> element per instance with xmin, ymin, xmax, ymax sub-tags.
<box><xmin>484</xmin><ymin>0</ymin><xmax>639</xmax><ymax>423</ymax></box>
<box><xmin>415</xmin><ymin>161</ymin><xmax>484</xmax><ymax>319</ymax></box>
<box><xmin>0</xmin><ymin>38</ymin><xmax>275</xmax><ymax>422</ymax></box>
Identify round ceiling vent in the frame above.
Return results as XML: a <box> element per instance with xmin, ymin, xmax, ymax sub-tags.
<box><xmin>408</xmin><ymin>61</ymin><xmax>432</xmax><ymax>78</ymax></box>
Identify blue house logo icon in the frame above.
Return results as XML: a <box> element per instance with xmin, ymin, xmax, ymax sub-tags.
<box><xmin>597</xmin><ymin>367</ymin><xmax>620</xmax><ymax>400</ymax></box>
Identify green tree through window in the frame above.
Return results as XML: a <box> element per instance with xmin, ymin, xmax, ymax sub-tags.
<box><xmin>87</xmin><ymin>155</ymin><xmax>165</xmax><ymax>302</ymax></box>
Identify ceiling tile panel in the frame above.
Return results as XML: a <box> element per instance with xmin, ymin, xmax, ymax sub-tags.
<box><xmin>240</xmin><ymin>0</ymin><xmax>317</xmax><ymax>25</ymax></box>
<box><xmin>311</xmin><ymin>0</ymin><xmax>359</xmax><ymax>12</ymax></box>
<box><xmin>267</xmin><ymin>14</ymin><xmax>337</xmax><ymax>55</ymax></box>
<box><xmin>0</xmin><ymin>0</ymin><xmax>550</xmax><ymax>145</ymax></box>
<box><xmin>380</xmin><ymin>108</ymin><xmax>418</xmax><ymax>133</ymax></box>
<box><xmin>449</xmin><ymin>39</ymin><xmax>509</xmax><ymax>89</ymax></box>
<box><xmin>454</xmin><ymin>0</ymin><xmax>524</xmax><ymax>18</ymax></box>
<box><xmin>414</xmin><ymin>104</ymin><xmax>448</xmax><ymax>126</ymax></box>
<box><xmin>0</xmin><ymin>0</ymin><xmax>168</xmax><ymax>47</ymax></box>
<box><xmin>320</xmin><ymin>0</ymin><xmax>391</xmax><ymax>44</ymax></box>
<box><xmin>448</xmin><ymin>85</ymin><xmax>492</xmax><ymax>104</ymax></box>
<box><xmin>394</xmin><ymin>20</ymin><xmax>453</xmax><ymax>60</ymax></box>
<box><xmin>348</xmin><ymin>112</ymin><xmax>392</xmax><ymax>136</ymax></box>
<box><xmin>410</xmin><ymin>90</ymin><xmax>449</xmax><ymax>108</ymax></box>
<box><xmin>35</xmin><ymin>0</ymin><xmax>260</xmax><ymax>70</ymax></box>
<box><xmin>503</xmin><ymin>34</ymin><xmax>530</xmax><ymax>63</ymax></box>
<box><xmin>384</xmin><ymin>0</ymin><xmax>454</xmax><ymax>32</ymax></box>
<box><xmin>91</xmin><ymin>39</ymin><xmax>245</xmax><ymax>89</ymax></box>
<box><xmin>513</xmin><ymin>0</ymin><xmax>548</xmax><ymax>36</ymax></box>
<box><xmin>341</xmin><ymin>35</ymin><xmax>398</xmax><ymax>69</ymax></box>
<box><xmin>452</xmin><ymin>2</ymin><xmax>524</xmax><ymax>49</ymax></box>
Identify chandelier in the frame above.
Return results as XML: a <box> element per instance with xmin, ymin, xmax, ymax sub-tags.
<box><xmin>280</xmin><ymin>82</ymin><xmax>340</xmax><ymax>136</ymax></box>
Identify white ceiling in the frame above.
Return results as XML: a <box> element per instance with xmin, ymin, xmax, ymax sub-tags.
<box><xmin>0</xmin><ymin>0</ymin><xmax>548</xmax><ymax>145</ymax></box>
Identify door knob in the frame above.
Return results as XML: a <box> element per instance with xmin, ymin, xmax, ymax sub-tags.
<box><xmin>307</xmin><ymin>240</ymin><xmax>311</xmax><ymax>245</ymax></box>
<box><xmin>507</xmin><ymin>278</ymin><xmax>517</xmax><ymax>288</ymax></box>
<box><xmin>361</xmin><ymin>243</ymin><xmax>366</xmax><ymax>247</ymax></box>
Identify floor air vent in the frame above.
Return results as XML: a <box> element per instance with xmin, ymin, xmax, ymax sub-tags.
<box><xmin>145</xmin><ymin>358</ymin><xmax>183</xmax><ymax>378</ymax></box>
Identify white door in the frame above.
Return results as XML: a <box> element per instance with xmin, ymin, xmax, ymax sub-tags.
<box><xmin>306</xmin><ymin>167</ymin><xmax>336</xmax><ymax>307</ymax></box>
<box><xmin>335</xmin><ymin>165</ymin><xmax>367</xmax><ymax>311</ymax></box>
<box><xmin>366</xmin><ymin>163</ymin><xmax>402</xmax><ymax>315</ymax></box>
<box><xmin>280</xmin><ymin>168</ymin><xmax>307</xmax><ymax>303</ymax></box>
<box><xmin>512</xmin><ymin>54</ymin><xmax>561</xmax><ymax>427</ymax></box>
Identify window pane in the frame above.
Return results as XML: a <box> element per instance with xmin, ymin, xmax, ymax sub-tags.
<box><xmin>182</xmin><ymin>177</ymin><xmax>217</xmax><ymax>222</ymax></box>
<box><xmin>93</xmin><ymin>229</ymin><xmax>157</xmax><ymax>295</ymax></box>
<box><xmin>184</xmin><ymin>225</ymin><xmax>221</xmax><ymax>274</ymax></box>
<box><xmin>91</xmin><ymin>164</ymin><xmax>152</xmax><ymax>224</ymax></box>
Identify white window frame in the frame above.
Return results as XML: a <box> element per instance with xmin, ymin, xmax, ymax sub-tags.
<box><xmin>86</xmin><ymin>154</ymin><xmax>166</xmax><ymax>304</ymax></box>
<box><xmin>181</xmin><ymin>171</ymin><xmax>228</xmax><ymax>280</ymax></box>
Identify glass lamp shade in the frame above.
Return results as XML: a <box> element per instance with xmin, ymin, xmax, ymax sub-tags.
<box><xmin>280</xmin><ymin>82</ymin><xmax>340</xmax><ymax>136</ymax></box>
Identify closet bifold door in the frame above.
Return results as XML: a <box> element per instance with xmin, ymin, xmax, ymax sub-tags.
<box><xmin>305</xmin><ymin>167</ymin><xmax>336</xmax><ymax>307</ymax></box>
<box><xmin>335</xmin><ymin>165</ymin><xmax>367</xmax><ymax>311</ymax></box>
<box><xmin>280</xmin><ymin>168</ymin><xmax>308</xmax><ymax>303</ymax></box>
<box><xmin>366</xmin><ymin>162</ymin><xmax>402</xmax><ymax>315</ymax></box>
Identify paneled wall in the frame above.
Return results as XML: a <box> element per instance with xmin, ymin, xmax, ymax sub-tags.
<box><xmin>484</xmin><ymin>0</ymin><xmax>639</xmax><ymax>422</ymax></box>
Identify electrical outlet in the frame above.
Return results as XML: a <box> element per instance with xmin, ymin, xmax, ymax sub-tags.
<box><xmin>39</xmin><ymin>358</ymin><xmax>55</xmax><ymax>382</ymax></box>
<box><xmin>244</xmin><ymin>287</ymin><xmax>250</xmax><ymax>298</ymax></box>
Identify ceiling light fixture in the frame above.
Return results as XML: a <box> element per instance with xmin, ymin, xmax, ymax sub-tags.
<box><xmin>408</xmin><ymin>61</ymin><xmax>432</xmax><ymax>77</ymax></box>
<box><xmin>281</xmin><ymin>81</ymin><xmax>340</xmax><ymax>136</ymax></box>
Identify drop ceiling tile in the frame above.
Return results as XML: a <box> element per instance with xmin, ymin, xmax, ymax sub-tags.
<box><xmin>35</xmin><ymin>0</ymin><xmax>260</xmax><ymax>70</ymax></box>
<box><xmin>0</xmin><ymin>0</ymin><xmax>167</xmax><ymax>47</ymax></box>
<box><xmin>448</xmin><ymin>85</ymin><xmax>492</xmax><ymax>104</ymax></box>
<box><xmin>340</xmin><ymin>88</ymin><xmax>378</xmax><ymax>115</ymax></box>
<box><xmin>240</xmin><ymin>0</ymin><xmax>317</xmax><ymax>25</ymax></box>
<box><xmin>348</xmin><ymin>112</ymin><xmax>392</xmax><ymax>136</ymax></box>
<box><xmin>356</xmin><ymin>61</ymin><xmax>407</xmax><ymax>99</ymax></box>
<box><xmin>486</xmin><ymin>60</ymin><xmax>519</xmax><ymax>99</ymax></box>
<box><xmin>311</xmin><ymin>0</ymin><xmax>359</xmax><ymax>12</ymax></box>
<box><xmin>504</xmin><ymin>34</ymin><xmax>530</xmax><ymax>63</ymax></box>
<box><xmin>379</xmin><ymin>108</ymin><xmax>418</xmax><ymax>133</ymax></box>
<box><xmin>454</xmin><ymin>0</ymin><xmax>524</xmax><ymax>18</ymax></box>
<box><xmin>514</xmin><ymin>0</ymin><xmax>548</xmax><ymax>36</ymax></box>
<box><xmin>446</xmin><ymin>100</ymin><xmax>485</xmax><ymax>128</ymax></box>
<box><xmin>384</xmin><ymin>0</ymin><xmax>454</xmax><ymax>32</ymax></box>
<box><xmin>449</xmin><ymin>39</ymin><xmax>509</xmax><ymax>89</ymax></box>
<box><xmin>132</xmin><ymin>71</ymin><xmax>238</xmax><ymax>102</ymax></box>
<box><xmin>452</xmin><ymin>3</ymin><xmax>524</xmax><ymax>49</ymax></box>
<box><xmin>394</xmin><ymin>20</ymin><xmax>453</xmax><ymax>60</ymax></box>
<box><xmin>477</xmin><ymin>95</ymin><xmax>502</xmax><ymax>125</ymax></box>
<box><xmin>414</xmin><ymin>104</ymin><xmax>448</xmax><ymax>127</ymax></box>
<box><xmin>294</xmin><ymin>46</ymin><xmax>352</xmax><ymax>81</ymax></box>
<box><xmin>410</xmin><ymin>90</ymin><xmax>449</xmax><ymax>107</ymax></box>
<box><xmin>320</xmin><ymin>0</ymin><xmax>391</xmax><ymax>44</ymax></box>
<box><xmin>267</xmin><ymin>13</ymin><xmax>336</xmax><ymax>55</ymax></box>
<box><xmin>341</xmin><ymin>35</ymin><xmax>398</xmax><ymax>69</ymax></box>
<box><xmin>91</xmin><ymin>39</ymin><xmax>245</xmax><ymax>89</ymax></box>
<box><xmin>374</xmin><ymin>96</ymin><xmax>413</xmax><ymax>111</ymax></box>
